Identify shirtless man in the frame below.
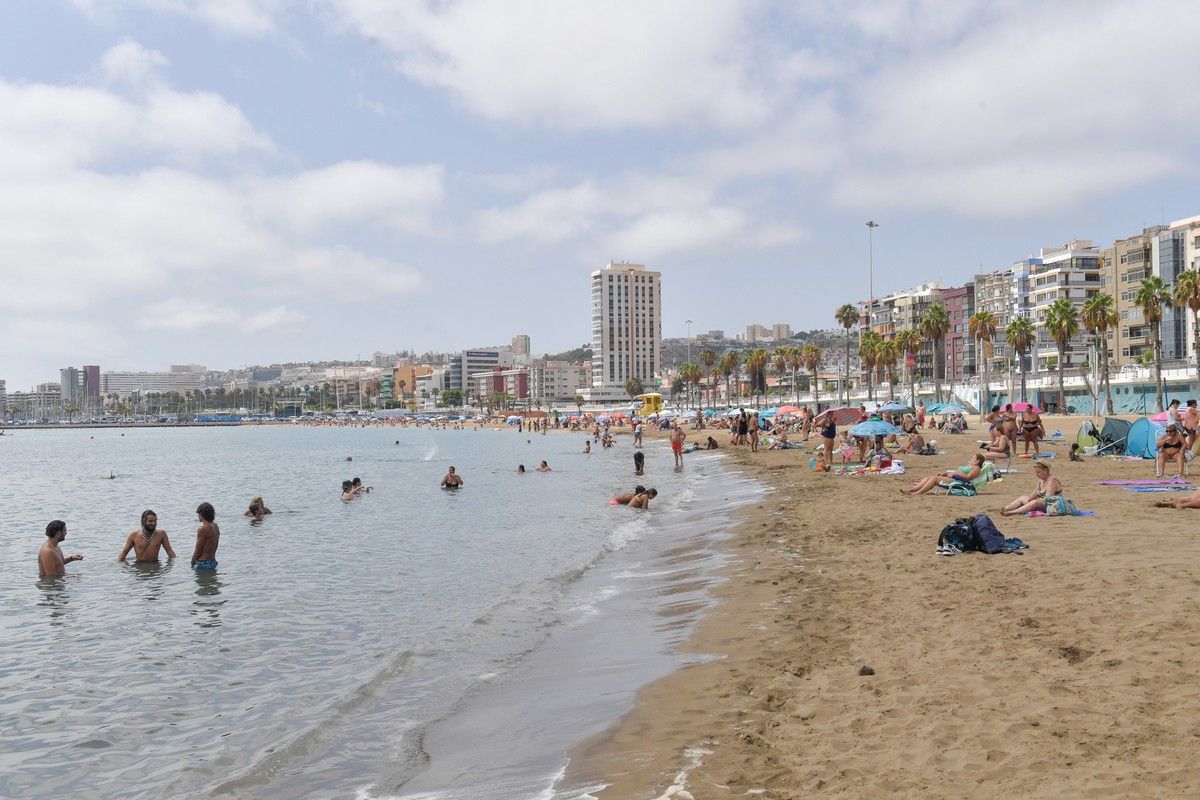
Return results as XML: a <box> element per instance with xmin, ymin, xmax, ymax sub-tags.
<box><xmin>39</xmin><ymin>520</ymin><xmax>83</xmax><ymax>577</ymax></box>
<box><xmin>340</xmin><ymin>480</ymin><xmax>356</xmax><ymax>501</ymax></box>
<box><xmin>117</xmin><ymin>510</ymin><xmax>176</xmax><ymax>563</ymax></box>
<box><xmin>351</xmin><ymin>477</ymin><xmax>372</xmax><ymax>495</ymax></box>
<box><xmin>441</xmin><ymin>466</ymin><xmax>464</xmax><ymax>488</ymax></box>
<box><xmin>612</xmin><ymin>486</ymin><xmax>648</xmax><ymax>505</ymax></box>
<box><xmin>670</xmin><ymin>422</ymin><xmax>686</xmax><ymax>468</ymax></box>
<box><xmin>191</xmin><ymin>502</ymin><xmax>220</xmax><ymax>570</ymax></box>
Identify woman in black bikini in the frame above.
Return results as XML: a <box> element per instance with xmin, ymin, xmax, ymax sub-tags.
<box><xmin>1020</xmin><ymin>408</ymin><xmax>1043</xmax><ymax>454</ymax></box>
<box><xmin>1157</xmin><ymin>424</ymin><xmax>1187</xmax><ymax>478</ymax></box>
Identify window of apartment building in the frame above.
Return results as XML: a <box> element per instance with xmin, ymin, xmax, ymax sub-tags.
<box><xmin>1121</xmin><ymin>270</ymin><xmax>1146</xmax><ymax>282</ymax></box>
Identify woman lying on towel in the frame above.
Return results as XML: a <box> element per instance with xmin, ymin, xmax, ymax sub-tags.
<box><xmin>1000</xmin><ymin>460</ymin><xmax>1064</xmax><ymax>516</ymax></box>
<box><xmin>1154</xmin><ymin>486</ymin><xmax>1200</xmax><ymax>509</ymax></box>
<box><xmin>901</xmin><ymin>453</ymin><xmax>986</xmax><ymax>496</ymax></box>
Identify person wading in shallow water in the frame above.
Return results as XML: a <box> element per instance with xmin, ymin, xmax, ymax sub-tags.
<box><xmin>191</xmin><ymin>503</ymin><xmax>220</xmax><ymax>571</ymax></box>
<box><xmin>39</xmin><ymin>520</ymin><xmax>83</xmax><ymax>577</ymax></box>
<box><xmin>117</xmin><ymin>510</ymin><xmax>176</xmax><ymax>563</ymax></box>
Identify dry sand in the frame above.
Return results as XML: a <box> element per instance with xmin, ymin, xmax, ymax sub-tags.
<box><xmin>563</xmin><ymin>414</ymin><xmax>1200</xmax><ymax>799</ymax></box>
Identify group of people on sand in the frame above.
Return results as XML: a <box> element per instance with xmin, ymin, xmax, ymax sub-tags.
<box><xmin>39</xmin><ymin>505</ymin><xmax>222</xmax><ymax>578</ymax></box>
<box><xmin>982</xmin><ymin>403</ymin><xmax>1045</xmax><ymax>456</ymax></box>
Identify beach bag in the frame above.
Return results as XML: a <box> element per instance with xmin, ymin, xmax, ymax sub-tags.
<box><xmin>1044</xmin><ymin>495</ymin><xmax>1079</xmax><ymax>516</ymax></box>
<box><xmin>947</xmin><ymin>482</ymin><xmax>977</xmax><ymax>496</ymax></box>
<box><xmin>937</xmin><ymin>518</ymin><xmax>978</xmax><ymax>553</ymax></box>
<box><xmin>972</xmin><ymin>514</ymin><xmax>1007</xmax><ymax>554</ymax></box>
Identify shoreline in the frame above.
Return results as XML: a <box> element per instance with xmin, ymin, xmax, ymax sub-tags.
<box><xmin>561</xmin><ymin>415</ymin><xmax>1200</xmax><ymax>798</ymax></box>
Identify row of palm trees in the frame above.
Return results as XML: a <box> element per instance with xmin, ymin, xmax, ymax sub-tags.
<box><xmin>668</xmin><ymin>343</ymin><xmax>828</xmax><ymax>408</ymax></box>
<box><xmin>832</xmin><ymin>270</ymin><xmax>1200</xmax><ymax>415</ymax></box>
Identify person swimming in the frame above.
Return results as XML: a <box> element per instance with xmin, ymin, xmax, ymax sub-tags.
<box><xmin>537</xmin><ymin>461</ymin><xmax>552</xmax><ymax>472</ymax></box>
<box><xmin>516</xmin><ymin>464</ymin><xmax>526</xmax><ymax>473</ymax></box>
<box><xmin>441</xmin><ymin>466</ymin><xmax>464</xmax><ymax>488</ymax></box>
<box><xmin>628</xmin><ymin>488</ymin><xmax>658</xmax><ymax>509</ymax></box>
<box><xmin>340</xmin><ymin>480</ymin><xmax>356</xmax><ymax>501</ymax></box>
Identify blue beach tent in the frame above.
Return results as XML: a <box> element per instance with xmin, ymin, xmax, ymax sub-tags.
<box><xmin>1126</xmin><ymin>417</ymin><xmax>1159</xmax><ymax>459</ymax></box>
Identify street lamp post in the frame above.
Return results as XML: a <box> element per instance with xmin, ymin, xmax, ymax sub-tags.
<box><xmin>685</xmin><ymin>319</ymin><xmax>693</xmax><ymax>363</ymax></box>
<box><xmin>866</xmin><ymin>220</ymin><xmax>879</xmax><ymax>332</ymax></box>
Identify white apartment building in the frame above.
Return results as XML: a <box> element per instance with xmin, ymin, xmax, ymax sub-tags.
<box><xmin>530</xmin><ymin>360</ymin><xmax>590</xmax><ymax>403</ymax></box>
<box><xmin>101</xmin><ymin>365</ymin><xmax>207</xmax><ymax>397</ymax></box>
<box><xmin>1028</xmin><ymin>240</ymin><xmax>1101</xmax><ymax>371</ymax></box>
<box><xmin>585</xmin><ymin>262</ymin><xmax>661</xmax><ymax>403</ymax></box>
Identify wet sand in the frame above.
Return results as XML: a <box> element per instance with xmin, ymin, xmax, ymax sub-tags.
<box><xmin>564</xmin><ymin>413</ymin><xmax>1200</xmax><ymax>798</ymax></box>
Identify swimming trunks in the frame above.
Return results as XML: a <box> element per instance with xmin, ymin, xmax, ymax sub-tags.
<box><xmin>671</xmin><ymin>441</ymin><xmax>683</xmax><ymax>453</ymax></box>
<box><xmin>193</xmin><ymin>559</ymin><xmax>218</xmax><ymax>571</ymax></box>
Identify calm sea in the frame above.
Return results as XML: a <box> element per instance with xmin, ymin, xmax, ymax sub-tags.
<box><xmin>0</xmin><ymin>425</ymin><xmax>760</xmax><ymax>799</ymax></box>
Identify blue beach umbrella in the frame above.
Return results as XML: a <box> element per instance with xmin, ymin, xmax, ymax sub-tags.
<box><xmin>703</xmin><ymin>408</ymin><xmax>717</xmax><ymax>416</ymax></box>
<box><xmin>726</xmin><ymin>408</ymin><xmax>742</xmax><ymax>417</ymax></box>
<box><xmin>879</xmin><ymin>401</ymin><xmax>912</xmax><ymax>413</ymax></box>
<box><xmin>938</xmin><ymin>403</ymin><xmax>967</xmax><ymax>415</ymax></box>
<box><xmin>760</xmin><ymin>407</ymin><xmax>779</xmax><ymax>417</ymax></box>
<box><xmin>849</xmin><ymin>419</ymin><xmax>901</xmax><ymax>437</ymax></box>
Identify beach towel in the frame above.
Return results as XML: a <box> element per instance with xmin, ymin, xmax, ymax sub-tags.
<box><xmin>1099</xmin><ymin>478</ymin><xmax>1190</xmax><ymax>486</ymax></box>
<box><xmin>1125</xmin><ymin>486</ymin><xmax>1194</xmax><ymax>493</ymax></box>
<box><xmin>1025</xmin><ymin>510</ymin><xmax>1095</xmax><ymax>517</ymax></box>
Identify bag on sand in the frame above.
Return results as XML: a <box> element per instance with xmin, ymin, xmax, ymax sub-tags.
<box><xmin>1044</xmin><ymin>494</ymin><xmax>1079</xmax><ymax>516</ymax></box>
<box><xmin>937</xmin><ymin>518</ymin><xmax>978</xmax><ymax>553</ymax></box>
<box><xmin>971</xmin><ymin>514</ymin><xmax>1007</xmax><ymax>554</ymax></box>
<box><xmin>947</xmin><ymin>482</ymin><xmax>977</xmax><ymax>497</ymax></box>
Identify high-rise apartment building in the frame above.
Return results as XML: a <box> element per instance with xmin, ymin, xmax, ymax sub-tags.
<box><xmin>942</xmin><ymin>284</ymin><xmax>976</xmax><ymax>382</ymax></box>
<box><xmin>511</xmin><ymin>335</ymin><xmax>531</xmax><ymax>356</ymax></box>
<box><xmin>862</xmin><ymin>282</ymin><xmax>944</xmax><ymax>383</ymax></box>
<box><xmin>60</xmin><ymin>367</ymin><xmax>81</xmax><ymax>407</ymax></box>
<box><xmin>587</xmin><ymin>262</ymin><xmax>661</xmax><ymax>402</ymax></box>
<box><xmin>447</xmin><ymin>349</ymin><xmax>515</xmax><ymax>403</ymax></box>
<box><xmin>772</xmin><ymin>323</ymin><xmax>792</xmax><ymax>341</ymax></box>
<box><xmin>744</xmin><ymin>324</ymin><xmax>768</xmax><ymax>342</ymax></box>
<box><xmin>1028</xmin><ymin>240</ymin><xmax>1101</xmax><ymax>373</ymax></box>
<box><xmin>82</xmin><ymin>365</ymin><xmax>100</xmax><ymax>409</ymax></box>
<box><xmin>0</xmin><ymin>379</ymin><xmax>6</xmax><ymax>420</ymax></box>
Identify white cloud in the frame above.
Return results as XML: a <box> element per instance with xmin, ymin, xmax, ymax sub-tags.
<box><xmin>137</xmin><ymin>299</ymin><xmax>306</xmax><ymax>332</ymax></box>
<box><xmin>98</xmin><ymin>39</ymin><xmax>169</xmax><ymax>86</ymax></box>
<box><xmin>252</xmin><ymin>161</ymin><xmax>445</xmax><ymax>235</ymax></box>
<box><xmin>322</xmin><ymin>0</ymin><xmax>774</xmax><ymax>130</ymax></box>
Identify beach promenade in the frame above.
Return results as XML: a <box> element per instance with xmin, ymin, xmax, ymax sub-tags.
<box><xmin>567</xmin><ymin>415</ymin><xmax>1200</xmax><ymax>798</ymax></box>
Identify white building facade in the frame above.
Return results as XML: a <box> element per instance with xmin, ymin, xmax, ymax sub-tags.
<box><xmin>585</xmin><ymin>262</ymin><xmax>662</xmax><ymax>403</ymax></box>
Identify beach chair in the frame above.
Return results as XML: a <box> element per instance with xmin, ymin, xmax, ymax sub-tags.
<box><xmin>943</xmin><ymin>416</ymin><xmax>967</xmax><ymax>435</ymax></box>
<box><xmin>933</xmin><ymin>461</ymin><xmax>997</xmax><ymax>495</ymax></box>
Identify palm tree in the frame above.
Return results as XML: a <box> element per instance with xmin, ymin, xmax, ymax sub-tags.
<box><xmin>625</xmin><ymin>377</ymin><xmax>644</xmax><ymax>399</ymax></box>
<box><xmin>875</xmin><ymin>338</ymin><xmax>898</xmax><ymax>400</ymax></box>
<box><xmin>968</xmin><ymin>311</ymin><xmax>998</xmax><ymax>417</ymax></box>
<box><xmin>699</xmin><ymin>348</ymin><xmax>716</xmax><ymax>408</ymax></box>
<box><xmin>1135</xmin><ymin>275</ymin><xmax>1172</xmax><ymax>412</ymax></box>
<box><xmin>835</xmin><ymin>304</ymin><xmax>859</xmax><ymax>405</ymax></box>
<box><xmin>721</xmin><ymin>350</ymin><xmax>742</xmax><ymax>406</ymax></box>
<box><xmin>744</xmin><ymin>348</ymin><xmax>770</xmax><ymax>407</ymax></box>
<box><xmin>785</xmin><ymin>346</ymin><xmax>804</xmax><ymax>403</ymax></box>
<box><xmin>800</xmin><ymin>345</ymin><xmax>822</xmax><ymax>406</ymax></box>
<box><xmin>919</xmin><ymin>304</ymin><xmax>950</xmax><ymax>403</ymax></box>
<box><xmin>1174</xmin><ymin>269</ymin><xmax>1200</xmax><ymax>384</ymax></box>
<box><xmin>1081</xmin><ymin>293</ymin><xmax>1118</xmax><ymax>415</ymax></box>
<box><xmin>771</xmin><ymin>350</ymin><xmax>788</xmax><ymax>404</ymax></box>
<box><xmin>895</xmin><ymin>329</ymin><xmax>922</xmax><ymax>406</ymax></box>
<box><xmin>574</xmin><ymin>394</ymin><xmax>584</xmax><ymax>416</ymax></box>
<box><xmin>1005</xmin><ymin>317</ymin><xmax>1036</xmax><ymax>404</ymax></box>
<box><xmin>858</xmin><ymin>330</ymin><xmax>881</xmax><ymax>401</ymax></box>
<box><xmin>1044</xmin><ymin>297</ymin><xmax>1080</xmax><ymax>414</ymax></box>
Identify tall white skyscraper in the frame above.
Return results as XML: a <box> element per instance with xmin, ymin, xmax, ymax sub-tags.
<box><xmin>588</xmin><ymin>262</ymin><xmax>661</xmax><ymax>400</ymax></box>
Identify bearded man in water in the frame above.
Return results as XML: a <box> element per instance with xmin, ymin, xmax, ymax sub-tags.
<box><xmin>117</xmin><ymin>510</ymin><xmax>176</xmax><ymax>563</ymax></box>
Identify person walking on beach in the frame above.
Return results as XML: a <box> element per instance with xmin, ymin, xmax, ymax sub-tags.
<box><xmin>191</xmin><ymin>503</ymin><xmax>219</xmax><ymax>571</ymax></box>
<box><xmin>749</xmin><ymin>410</ymin><xmax>761</xmax><ymax>453</ymax></box>
<box><xmin>117</xmin><ymin>510</ymin><xmax>176</xmax><ymax>563</ymax></box>
<box><xmin>441</xmin><ymin>466</ymin><xmax>464</xmax><ymax>488</ymax></box>
<box><xmin>1184</xmin><ymin>399</ymin><xmax>1198</xmax><ymax>449</ymax></box>
<box><xmin>633</xmin><ymin>420</ymin><xmax>643</xmax><ymax>447</ymax></box>
<box><xmin>670</xmin><ymin>422</ymin><xmax>686</xmax><ymax>469</ymax></box>
<box><xmin>39</xmin><ymin>520</ymin><xmax>83</xmax><ymax>577</ymax></box>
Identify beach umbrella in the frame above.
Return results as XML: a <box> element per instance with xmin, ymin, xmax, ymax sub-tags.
<box><xmin>703</xmin><ymin>408</ymin><xmax>717</xmax><ymax>416</ymax></box>
<box><xmin>726</xmin><ymin>408</ymin><xmax>742</xmax><ymax>417</ymax></box>
<box><xmin>1150</xmin><ymin>411</ymin><xmax>1168</xmax><ymax>422</ymax></box>
<box><xmin>849</xmin><ymin>419</ymin><xmax>901</xmax><ymax>437</ymax></box>
<box><xmin>879</xmin><ymin>401</ymin><xmax>912</xmax><ymax>413</ymax></box>
<box><xmin>776</xmin><ymin>405</ymin><xmax>802</xmax><ymax>415</ymax></box>
<box><xmin>939</xmin><ymin>403</ymin><xmax>967</xmax><ymax>415</ymax></box>
<box><xmin>1012</xmin><ymin>401</ymin><xmax>1042</xmax><ymax>413</ymax></box>
<box><xmin>760</xmin><ymin>407</ymin><xmax>779</xmax><ymax>417</ymax></box>
<box><xmin>813</xmin><ymin>406</ymin><xmax>863</xmax><ymax>426</ymax></box>
<box><xmin>596</xmin><ymin>415</ymin><xmax>610</xmax><ymax>423</ymax></box>
<box><xmin>658</xmin><ymin>409</ymin><xmax>677</xmax><ymax>419</ymax></box>
<box><xmin>505</xmin><ymin>415</ymin><xmax>521</xmax><ymax>423</ymax></box>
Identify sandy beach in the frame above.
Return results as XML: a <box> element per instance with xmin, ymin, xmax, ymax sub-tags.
<box><xmin>564</xmin><ymin>413</ymin><xmax>1200</xmax><ymax>798</ymax></box>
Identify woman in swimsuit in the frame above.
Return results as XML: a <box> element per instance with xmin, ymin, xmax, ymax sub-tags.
<box><xmin>817</xmin><ymin>414</ymin><xmax>836</xmax><ymax>467</ymax></box>
<box><xmin>983</xmin><ymin>431</ymin><xmax>1011</xmax><ymax>459</ymax></box>
<box><xmin>902</xmin><ymin>453</ymin><xmax>986</xmax><ymax>496</ymax></box>
<box><xmin>1157</xmin><ymin>425</ymin><xmax>1187</xmax><ymax>478</ymax></box>
<box><xmin>984</xmin><ymin>405</ymin><xmax>1002</xmax><ymax>444</ymax></box>
<box><xmin>1000</xmin><ymin>460</ymin><xmax>1062</xmax><ymax>515</ymax></box>
<box><xmin>1020</xmin><ymin>409</ymin><xmax>1043</xmax><ymax>454</ymax></box>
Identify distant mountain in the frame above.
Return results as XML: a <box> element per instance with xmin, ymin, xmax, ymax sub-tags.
<box><xmin>544</xmin><ymin>345</ymin><xmax>593</xmax><ymax>363</ymax></box>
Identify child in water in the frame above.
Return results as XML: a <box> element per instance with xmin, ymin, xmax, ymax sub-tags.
<box><xmin>633</xmin><ymin>450</ymin><xmax>645</xmax><ymax>476</ymax></box>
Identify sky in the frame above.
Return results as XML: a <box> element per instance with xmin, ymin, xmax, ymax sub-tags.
<box><xmin>1</xmin><ymin>0</ymin><xmax>1199</xmax><ymax>389</ymax></box>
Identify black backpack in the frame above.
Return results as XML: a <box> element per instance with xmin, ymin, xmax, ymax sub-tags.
<box><xmin>937</xmin><ymin>517</ymin><xmax>979</xmax><ymax>552</ymax></box>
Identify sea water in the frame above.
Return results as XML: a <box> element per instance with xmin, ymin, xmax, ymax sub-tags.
<box><xmin>0</xmin><ymin>425</ymin><xmax>760</xmax><ymax>799</ymax></box>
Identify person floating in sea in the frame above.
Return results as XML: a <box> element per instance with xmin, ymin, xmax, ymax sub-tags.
<box><xmin>244</xmin><ymin>496</ymin><xmax>272</xmax><ymax>517</ymax></box>
<box><xmin>118</xmin><ymin>510</ymin><xmax>176</xmax><ymax>563</ymax></box>
<box><xmin>346</xmin><ymin>456</ymin><xmax>353</xmax><ymax>462</ymax></box>
<box><xmin>583</xmin><ymin>440</ymin><xmax>591</xmax><ymax>454</ymax></box>
<box><xmin>441</xmin><ymin>466</ymin><xmax>464</xmax><ymax>488</ymax></box>
<box><xmin>352</xmin><ymin>477</ymin><xmax>372</xmax><ymax>495</ymax></box>
<box><xmin>634</xmin><ymin>450</ymin><xmax>645</xmax><ymax>475</ymax></box>
<box><xmin>537</xmin><ymin>461</ymin><xmax>552</xmax><ymax>472</ymax></box>
<box><xmin>516</xmin><ymin>464</ymin><xmax>526</xmax><ymax>473</ymax></box>
<box><xmin>39</xmin><ymin>520</ymin><xmax>83</xmax><ymax>577</ymax></box>
<box><xmin>670</xmin><ymin>422</ymin><xmax>686</xmax><ymax>469</ymax></box>
<box><xmin>341</xmin><ymin>480</ymin><xmax>357</xmax><ymax>501</ymax></box>
<box><xmin>191</xmin><ymin>503</ymin><xmax>219</xmax><ymax>571</ymax></box>
<box><xmin>628</xmin><ymin>488</ymin><xmax>657</xmax><ymax>509</ymax></box>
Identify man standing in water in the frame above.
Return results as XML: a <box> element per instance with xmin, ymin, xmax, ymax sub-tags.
<box><xmin>39</xmin><ymin>520</ymin><xmax>83</xmax><ymax>577</ymax></box>
<box><xmin>670</xmin><ymin>422</ymin><xmax>686</xmax><ymax>469</ymax></box>
<box><xmin>441</xmin><ymin>466</ymin><xmax>464</xmax><ymax>488</ymax></box>
<box><xmin>117</xmin><ymin>510</ymin><xmax>176</xmax><ymax>563</ymax></box>
<box><xmin>191</xmin><ymin>503</ymin><xmax>219</xmax><ymax>570</ymax></box>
